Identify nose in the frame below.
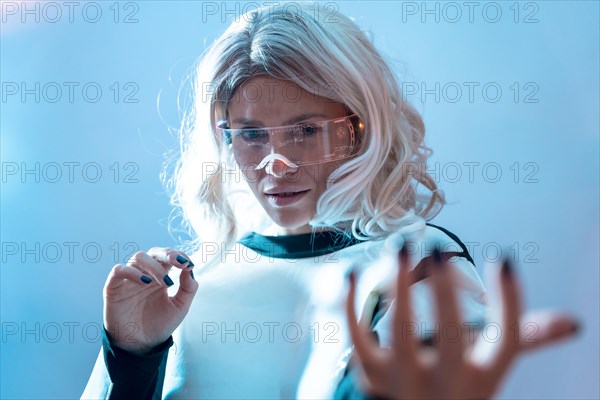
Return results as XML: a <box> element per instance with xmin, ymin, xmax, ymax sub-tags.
<box><xmin>265</xmin><ymin>158</ymin><xmax>298</xmax><ymax>178</ymax></box>
<box><xmin>256</xmin><ymin>153</ymin><xmax>300</xmax><ymax>177</ymax></box>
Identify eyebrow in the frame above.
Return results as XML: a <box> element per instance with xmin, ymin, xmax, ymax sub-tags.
<box><xmin>231</xmin><ymin>113</ymin><xmax>329</xmax><ymax>127</ymax></box>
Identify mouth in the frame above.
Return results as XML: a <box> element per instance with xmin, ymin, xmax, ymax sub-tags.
<box><xmin>264</xmin><ymin>189</ymin><xmax>310</xmax><ymax>206</ymax></box>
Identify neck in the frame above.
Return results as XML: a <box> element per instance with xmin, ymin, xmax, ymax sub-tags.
<box><xmin>260</xmin><ymin>224</ymin><xmax>328</xmax><ymax>237</ymax></box>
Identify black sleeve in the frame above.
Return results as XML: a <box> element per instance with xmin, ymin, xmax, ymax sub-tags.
<box><xmin>102</xmin><ymin>326</ymin><xmax>173</xmax><ymax>400</ymax></box>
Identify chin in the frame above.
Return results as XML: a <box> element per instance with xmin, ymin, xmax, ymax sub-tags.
<box><xmin>259</xmin><ymin>196</ymin><xmax>316</xmax><ymax>231</ymax></box>
<box><xmin>266</xmin><ymin>212</ymin><xmax>313</xmax><ymax>234</ymax></box>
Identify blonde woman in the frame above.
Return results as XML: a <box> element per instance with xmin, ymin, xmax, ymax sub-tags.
<box><xmin>82</xmin><ymin>3</ymin><xmax>578</xmax><ymax>399</ymax></box>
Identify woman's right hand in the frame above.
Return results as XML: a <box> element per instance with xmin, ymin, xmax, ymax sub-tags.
<box><xmin>102</xmin><ymin>247</ymin><xmax>199</xmax><ymax>355</ymax></box>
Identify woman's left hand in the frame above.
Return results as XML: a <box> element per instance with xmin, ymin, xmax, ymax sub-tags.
<box><xmin>345</xmin><ymin>247</ymin><xmax>579</xmax><ymax>400</ymax></box>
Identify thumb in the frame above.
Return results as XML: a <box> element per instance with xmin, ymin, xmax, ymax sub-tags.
<box><xmin>519</xmin><ymin>310</ymin><xmax>579</xmax><ymax>353</ymax></box>
<box><xmin>172</xmin><ymin>268</ymin><xmax>199</xmax><ymax>312</ymax></box>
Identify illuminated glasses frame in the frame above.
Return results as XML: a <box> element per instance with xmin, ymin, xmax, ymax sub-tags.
<box><xmin>216</xmin><ymin>114</ymin><xmax>363</xmax><ymax>146</ymax></box>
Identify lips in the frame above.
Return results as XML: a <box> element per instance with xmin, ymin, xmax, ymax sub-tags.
<box><xmin>264</xmin><ymin>188</ymin><xmax>309</xmax><ymax>196</ymax></box>
<box><xmin>266</xmin><ymin>191</ymin><xmax>307</xmax><ymax>196</ymax></box>
<box><xmin>264</xmin><ymin>188</ymin><xmax>310</xmax><ymax>206</ymax></box>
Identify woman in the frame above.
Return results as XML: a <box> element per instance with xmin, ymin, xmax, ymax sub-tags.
<box><xmin>82</xmin><ymin>3</ymin><xmax>578</xmax><ymax>399</ymax></box>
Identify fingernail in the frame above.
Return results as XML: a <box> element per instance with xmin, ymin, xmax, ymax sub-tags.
<box><xmin>345</xmin><ymin>268</ymin><xmax>356</xmax><ymax>284</ymax></box>
<box><xmin>140</xmin><ymin>275</ymin><xmax>152</xmax><ymax>284</ymax></box>
<box><xmin>399</xmin><ymin>244</ymin><xmax>408</xmax><ymax>262</ymax></box>
<box><xmin>421</xmin><ymin>334</ymin><xmax>436</xmax><ymax>347</ymax></box>
<box><xmin>432</xmin><ymin>247</ymin><xmax>443</xmax><ymax>266</ymax></box>
<box><xmin>176</xmin><ymin>255</ymin><xmax>190</xmax><ymax>265</ymax></box>
<box><xmin>570</xmin><ymin>320</ymin><xmax>580</xmax><ymax>334</ymax></box>
<box><xmin>190</xmin><ymin>269</ymin><xmax>195</xmax><ymax>280</ymax></box>
<box><xmin>501</xmin><ymin>257</ymin><xmax>513</xmax><ymax>278</ymax></box>
<box><xmin>187</xmin><ymin>260</ymin><xmax>195</xmax><ymax>267</ymax></box>
<box><xmin>163</xmin><ymin>275</ymin><xmax>174</xmax><ymax>286</ymax></box>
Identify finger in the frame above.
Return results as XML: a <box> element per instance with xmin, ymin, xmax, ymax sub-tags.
<box><xmin>518</xmin><ymin>310</ymin><xmax>579</xmax><ymax>353</ymax></box>
<box><xmin>171</xmin><ymin>268</ymin><xmax>199</xmax><ymax>312</ymax></box>
<box><xmin>104</xmin><ymin>263</ymin><xmax>155</xmax><ymax>292</ymax></box>
<box><xmin>147</xmin><ymin>247</ymin><xmax>195</xmax><ymax>269</ymax></box>
<box><xmin>392</xmin><ymin>245</ymin><xmax>418</xmax><ymax>364</ymax></box>
<box><xmin>487</xmin><ymin>258</ymin><xmax>522</xmax><ymax>378</ymax></box>
<box><xmin>345</xmin><ymin>268</ymin><xmax>380</xmax><ymax>368</ymax></box>
<box><xmin>431</xmin><ymin>247</ymin><xmax>466</xmax><ymax>370</ymax></box>
<box><xmin>127</xmin><ymin>251</ymin><xmax>174</xmax><ymax>288</ymax></box>
<box><xmin>408</xmin><ymin>251</ymin><xmax>462</xmax><ymax>286</ymax></box>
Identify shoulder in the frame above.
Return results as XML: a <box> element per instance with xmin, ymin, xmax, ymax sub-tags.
<box><xmin>422</xmin><ymin>222</ymin><xmax>475</xmax><ymax>265</ymax></box>
<box><xmin>376</xmin><ymin>220</ymin><xmax>476</xmax><ymax>269</ymax></box>
<box><xmin>333</xmin><ymin>222</ymin><xmax>488</xmax><ymax>387</ymax></box>
<box><xmin>360</xmin><ymin>222</ymin><xmax>486</xmax><ymax>330</ymax></box>
<box><xmin>350</xmin><ymin>220</ymin><xmax>479</xmax><ymax>302</ymax></box>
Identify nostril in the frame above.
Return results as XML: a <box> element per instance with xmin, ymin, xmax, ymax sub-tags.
<box><xmin>258</xmin><ymin>154</ymin><xmax>300</xmax><ymax>176</ymax></box>
<box><xmin>266</xmin><ymin>161</ymin><xmax>286</xmax><ymax>177</ymax></box>
<box><xmin>265</xmin><ymin>162</ymin><xmax>277</xmax><ymax>176</ymax></box>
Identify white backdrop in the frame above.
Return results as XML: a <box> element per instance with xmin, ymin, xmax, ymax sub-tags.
<box><xmin>1</xmin><ymin>1</ymin><xmax>598</xmax><ymax>398</ymax></box>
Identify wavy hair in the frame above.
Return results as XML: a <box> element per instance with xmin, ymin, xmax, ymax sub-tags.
<box><xmin>162</xmin><ymin>2</ymin><xmax>445</xmax><ymax>265</ymax></box>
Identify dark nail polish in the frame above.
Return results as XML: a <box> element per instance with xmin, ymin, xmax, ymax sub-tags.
<box><xmin>176</xmin><ymin>255</ymin><xmax>190</xmax><ymax>265</ymax></box>
<box><xmin>163</xmin><ymin>275</ymin><xmax>174</xmax><ymax>286</ymax></box>
<box><xmin>345</xmin><ymin>268</ymin><xmax>356</xmax><ymax>283</ymax></box>
<box><xmin>400</xmin><ymin>244</ymin><xmax>408</xmax><ymax>260</ymax></box>
<box><xmin>570</xmin><ymin>320</ymin><xmax>580</xmax><ymax>334</ymax></box>
<box><xmin>432</xmin><ymin>247</ymin><xmax>442</xmax><ymax>266</ymax></box>
<box><xmin>501</xmin><ymin>258</ymin><xmax>513</xmax><ymax>278</ymax></box>
<box><xmin>190</xmin><ymin>270</ymin><xmax>195</xmax><ymax>280</ymax></box>
<box><xmin>188</xmin><ymin>260</ymin><xmax>195</xmax><ymax>268</ymax></box>
<box><xmin>140</xmin><ymin>275</ymin><xmax>152</xmax><ymax>284</ymax></box>
<box><xmin>421</xmin><ymin>334</ymin><xmax>436</xmax><ymax>347</ymax></box>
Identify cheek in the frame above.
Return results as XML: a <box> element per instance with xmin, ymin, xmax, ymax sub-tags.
<box><xmin>240</xmin><ymin>168</ymin><xmax>260</xmax><ymax>184</ymax></box>
<box><xmin>301</xmin><ymin>166</ymin><xmax>324</xmax><ymax>188</ymax></box>
<box><xmin>240</xmin><ymin>170</ymin><xmax>263</xmax><ymax>197</ymax></box>
<box><xmin>320</xmin><ymin>162</ymin><xmax>345</xmax><ymax>184</ymax></box>
<box><xmin>309</xmin><ymin>163</ymin><xmax>343</xmax><ymax>194</ymax></box>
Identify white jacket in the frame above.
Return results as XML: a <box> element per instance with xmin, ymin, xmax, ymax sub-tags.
<box><xmin>81</xmin><ymin>222</ymin><xmax>488</xmax><ymax>399</ymax></box>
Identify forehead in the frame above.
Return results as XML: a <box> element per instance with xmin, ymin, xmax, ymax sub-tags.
<box><xmin>227</xmin><ymin>76</ymin><xmax>345</xmax><ymax>123</ymax></box>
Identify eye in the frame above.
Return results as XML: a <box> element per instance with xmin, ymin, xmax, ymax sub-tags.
<box><xmin>298</xmin><ymin>124</ymin><xmax>319</xmax><ymax>137</ymax></box>
<box><xmin>240</xmin><ymin>129</ymin><xmax>268</xmax><ymax>142</ymax></box>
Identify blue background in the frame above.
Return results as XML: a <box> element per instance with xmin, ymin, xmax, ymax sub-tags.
<box><xmin>1</xmin><ymin>1</ymin><xmax>598</xmax><ymax>398</ymax></box>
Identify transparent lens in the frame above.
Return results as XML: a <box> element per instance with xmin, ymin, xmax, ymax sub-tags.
<box><xmin>217</xmin><ymin>114</ymin><xmax>363</xmax><ymax>169</ymax></box>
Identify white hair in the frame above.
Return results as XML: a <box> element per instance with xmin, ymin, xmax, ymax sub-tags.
<box><xmin>162</xmin><ymin>2</ymin><xmax>444</xmax><ymax>268</ymax></box>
